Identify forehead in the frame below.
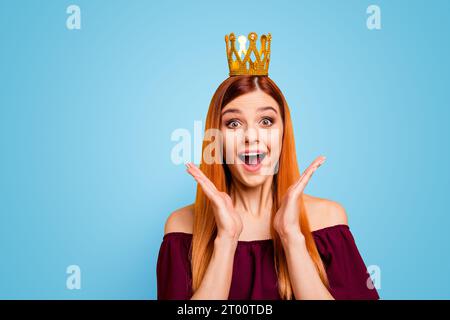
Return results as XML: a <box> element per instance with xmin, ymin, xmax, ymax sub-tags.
<box><xmin>222</xmin><ymin>90</ymin><xmax>280</xmax><ymax>115</ymax></box>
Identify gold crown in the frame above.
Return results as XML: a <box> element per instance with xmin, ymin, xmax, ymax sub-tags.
<box><xmin>225</xmin><ymin>32</ymin><xmax>271</xmax><ymax>76</ymax></box>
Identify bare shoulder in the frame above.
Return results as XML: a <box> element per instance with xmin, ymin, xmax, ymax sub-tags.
<box><xmin>303</xmin><ymin>194</ymin><xmax>348</xmax><ymax>232</ymax></box>
<box><xmin>164</xmin><ymin>203</ymin><xmax>194</xmax><ymax>235</ymax></box>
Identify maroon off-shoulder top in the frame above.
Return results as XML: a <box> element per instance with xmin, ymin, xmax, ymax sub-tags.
<box><xmin>156</xmin><ymin>224</ymin><xmax>379</xmax><ymax>300</ymax></box>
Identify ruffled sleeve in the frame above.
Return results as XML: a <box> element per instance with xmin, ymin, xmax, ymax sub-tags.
<box><xmin>156</xmin><ymin>232</ymin><xmax>193</xmax><ymax>300</ymax></box>
<box><xmin>312</xmin><ymin>225</ymin><xmax>380</xmax><ymax>300</ymax></box>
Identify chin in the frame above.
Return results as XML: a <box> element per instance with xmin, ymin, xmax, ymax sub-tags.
<box><xmin>232</xmin><ymin>169</ymin><xmax>272</xmax><ymax>187</ymax></box>
<box><xmin>242</xmin><ymin>178</ymin><xmax>266</xmax><ymax>188</ymax></box>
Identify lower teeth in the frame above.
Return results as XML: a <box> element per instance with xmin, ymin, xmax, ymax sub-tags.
<box><xmin>246</xmin><ymin>156</ymin><xmax>260</xmax><ymax>166</ymax></box>
<box><xmin>242</xmin><ymin>154</ymin><xmax>265</xmax><ymax>166</ymax></box>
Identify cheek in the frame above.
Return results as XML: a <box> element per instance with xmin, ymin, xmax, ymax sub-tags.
<box><xmin>263</xmin><ymin>126</ymin><xmax>283</xmax><ymax>152</ymax></box>
<box><xmin>221</xmin><ymin>129</ymin><xmax>243</xmax><ymax>162</ymax></box>
<box><xmin>278</xmin><ymin>128</ymin><xmax>284</xmax><ymax>148</ymax></box>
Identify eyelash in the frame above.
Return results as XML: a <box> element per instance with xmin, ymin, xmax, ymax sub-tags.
<box><xmin>260</xmin><ymin>117</ymin><xmax>274</xmax><ymax>126</ymax></box>
<box><xmin>225</xmin><ymin>117</ymin><xmax>274</xmax><ymax>129</ymax></box>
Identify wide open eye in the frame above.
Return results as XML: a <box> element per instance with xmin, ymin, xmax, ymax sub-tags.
<box><xmin>260</xmin><ymin>117</ymin><xmax>274</xmax><ymax>127</ymax></box>
<box><xmin>226</xmin><ymin>119</ymin><xmax>241</xmax><ymax>129</ymax></box>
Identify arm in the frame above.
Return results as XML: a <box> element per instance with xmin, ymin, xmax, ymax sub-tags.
<box><xmin>185</xmin><ymin>163</ymin><xmax>243</xmax><ymax>300</ymax></box>
<box><xmin>190</xmin><ymin>237</ymin><xmax>237</xmax><ymax>300</ymax></box>
<box><xmin>274</xmin><ymin>155</ymin><xmax>334</xmax><ymax>300</ymax></box>
<box><xmin>281</xmin><ymin>232</ymin><xmax>334</xmax><ymax>300</ymax></box>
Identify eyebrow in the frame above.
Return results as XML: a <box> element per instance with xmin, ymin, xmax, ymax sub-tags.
<box><xmin>221</xmin><ymin>106</ymin><xmax>278</xmax><ymax>116</ymax></box>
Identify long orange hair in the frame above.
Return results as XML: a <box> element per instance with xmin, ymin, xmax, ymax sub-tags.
<box><xmin>190</xmin><ymin>75</ymin><xmax>329</xmax><ymax>299</ymax></box>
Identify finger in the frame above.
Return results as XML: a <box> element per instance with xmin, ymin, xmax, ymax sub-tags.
<box><xmin>186</xmin><ymin>165</ymin><xmax>216</xmax><ymax>199</ymax></box>
<box><xmin>185</xmin><ymin>163</ymin><xmax>218</xmax><ymax>199</ymax></box>
<box><xmin>299</xmin><ymin>156</ymin><xmax>326</xmax><ymax>181</ymax></box>
<box><xmin>186</xmin><ymin>163</ymin><xmax>219</xmax><ymax>193</ymax></box>
<box><xmin>292</xmin><ymin>156</ymin><xmax>326</xmax><ymax>194</ymax></box>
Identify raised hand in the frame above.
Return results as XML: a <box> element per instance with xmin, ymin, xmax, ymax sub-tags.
<box><xmin>185</xmin><ymin>163</ymin><xmax>243</xmax><ymax>243</ymax></box>
<box><xmin>273</xmin><ymin>156</ymin><xmax>326</xmax><ymax>240</ymax></box>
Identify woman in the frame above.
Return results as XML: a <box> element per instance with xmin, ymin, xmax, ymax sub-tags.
<box><xmin>156</xmin><ymin>33</ymin><xmax>379</xmax><ymax>300</ymax></box>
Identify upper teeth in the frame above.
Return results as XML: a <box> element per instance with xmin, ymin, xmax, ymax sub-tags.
<box><xmin>238</xmin><ymin>152</ymin><xmax>267</xmax><ymax>162</ymax></box>
<box><xmin>240</xmin><ymin>152</ymin><xmax>265</xmax><ymax>157</ymax></box>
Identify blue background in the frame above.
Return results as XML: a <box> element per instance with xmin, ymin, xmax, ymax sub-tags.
<box><xmin>1</xmin><ymin>0</ymin><xmax>449</xmax><ymax>299</ymax></box>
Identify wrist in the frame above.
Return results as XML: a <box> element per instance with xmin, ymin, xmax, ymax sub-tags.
<box><xmin>279</xmin><ymin>229</ymin><xmax>306</xmax><ymax>247</ymax></box>
<box><xmin>214</xmin><ymin>235</ymin><xmax>238</xmax><ymax>251</ymax></box>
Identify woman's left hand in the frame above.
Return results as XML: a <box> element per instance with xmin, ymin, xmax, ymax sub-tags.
<box><xmin>273</xmin><ymin>155</ymin><xmax>326</xmax><ymax>240</ymax></box>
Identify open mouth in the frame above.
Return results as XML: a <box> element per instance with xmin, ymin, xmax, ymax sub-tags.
<box><xmin>238</xmin><ymin>152</ymin><xmax>267</xmax><ymax>166</ymax></box>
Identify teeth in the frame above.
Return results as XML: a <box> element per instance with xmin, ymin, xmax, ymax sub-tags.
<box><xmin>239</xmin><ymin>152</ymin><xmax>265</xmax><ymax>156</ymax></box>
<box><xmin>249</xmin><ymin>155</ymin><xmax>258</xmax><ymax>165</ymax></box>
<box><xmin>238</xmin><ymin>152</ymin><xmax>267</xmax><ymax>165</ymax></box>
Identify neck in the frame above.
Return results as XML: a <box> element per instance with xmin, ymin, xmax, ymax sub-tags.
<box><xmin>230</xmin><ymin>177</ymin><xmax>274</xmax><ymax>218</ymax></box>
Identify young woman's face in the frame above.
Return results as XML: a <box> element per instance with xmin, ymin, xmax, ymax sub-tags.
<box><xmin>220</xmin><ymin>90</ymin><xmax>284</xmax><ymax>187</ymax></box>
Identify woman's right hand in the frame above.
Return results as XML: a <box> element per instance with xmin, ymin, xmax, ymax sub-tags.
<box><xmin>186</xmin><ymin>163</ymin><xmax>243</xmax><ymax>243</ymax></box>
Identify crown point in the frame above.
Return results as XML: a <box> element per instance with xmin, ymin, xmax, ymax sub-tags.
<box><xmin>248</xmin><ymin>32</ymin><xmax>257</xmax><ymax>41</ymax></box>
<box><xmin>229</xmin><ymin>33</ymin><xmax>236</xmax><ymax>41</ymax></box>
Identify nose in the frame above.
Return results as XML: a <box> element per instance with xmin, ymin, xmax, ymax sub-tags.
<box><xmin>244</xmin><ymin>126</ymin><xmax>259</xmax><ymax>145</ymax></box>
